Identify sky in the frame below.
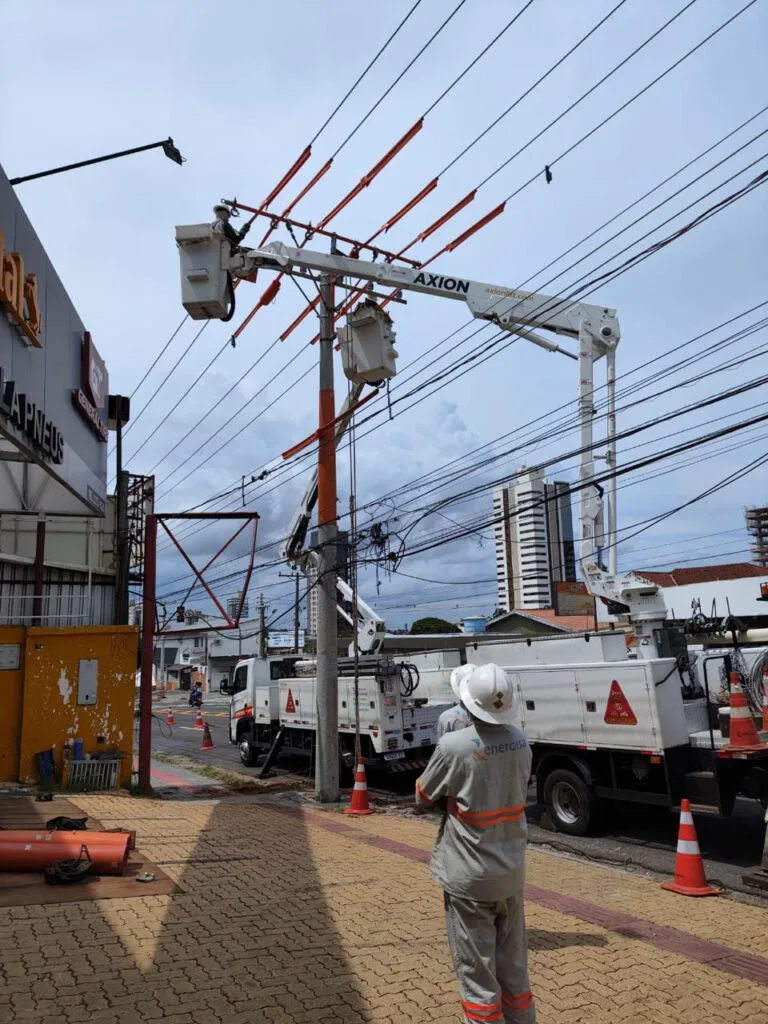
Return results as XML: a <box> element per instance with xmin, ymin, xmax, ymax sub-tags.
<box><xmin>2</xmin><ymin>0</ymin><xmax>767</xmax><ymax>631</ymax></box>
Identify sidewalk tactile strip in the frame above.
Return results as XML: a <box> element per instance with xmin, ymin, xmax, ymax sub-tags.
<box><xmin>279</xmin><ymin>805</ymin><xmax>768</xmax><ymax>988</ymax></box>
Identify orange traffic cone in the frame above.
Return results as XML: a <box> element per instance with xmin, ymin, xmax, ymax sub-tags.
<box><xmin>200</xmin><ymin>723</ymin><xmax>214</xmax><ymax>751</ymax></box>
<box><xmin>661</xmin><ymin>799</ymin><xmax>722</xmax><ymax>897</ymax></box>
<box><xmin>194</xmin><ymin>710</ymin><xmax>204</xmax><ymax>729</ymax></box>
<box><xmin>166</xmin><ymin>709</ymin><xmax>174</xmax><ymax>726</ymax></box>
<box><xmin>725</xmin><ymin>672</ymin><xmax>767</xmax><ymax>752</ymax></box>
<box><xmin>345</xmin><ymin>762</ymin><xmax>375</xmax><ymax>816</ymax></box>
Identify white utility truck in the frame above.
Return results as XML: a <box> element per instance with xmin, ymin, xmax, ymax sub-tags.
<box><xmin>224</xmin><ymin>652</ymin><xmax>450</xmax><ymax>777</ymax></box>
<box><xmin>460</xmin><ymin>575</ymin><xmax>768</xmax><ymax>834</ymax></box>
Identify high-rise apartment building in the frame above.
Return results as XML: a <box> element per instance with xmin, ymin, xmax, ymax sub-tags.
<box><xmin>492</xmin><ymin>467</ymin><xmax>577</xmax><ymax>612</ymax></box>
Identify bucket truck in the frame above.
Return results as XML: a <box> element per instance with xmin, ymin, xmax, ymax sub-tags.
<box><xmin>176</xmin><ymin>214</ymin><xmax>768</xmax><ymax>833</ymax></box>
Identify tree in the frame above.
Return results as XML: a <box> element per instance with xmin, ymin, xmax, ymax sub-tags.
<box><xmin>410</xmin><ymin>616</ymin><xmax>460</xmax><ymax>635</ymax></box>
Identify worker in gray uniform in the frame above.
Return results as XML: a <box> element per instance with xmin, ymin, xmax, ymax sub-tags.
<box><xmin>212</xmin><ymin>203</ymin><xmax>251</xmax><ymax>252</ymax></box>
<box><xmin>437</xmin><ymin>664</ymin><xmax>472</xmax><ymax>738</ymax></box>
<box><xmin>416</xmin><ymin>663</ymin><xmax>535</xmax><ymax>1024</ymax></box>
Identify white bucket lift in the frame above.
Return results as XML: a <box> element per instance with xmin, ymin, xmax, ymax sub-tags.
<box><xmin>338</xmin><ymin>300</ymin><xmax>398</xmax><ymax>385</ymax></box>
<box><xmin>175</xmin><ymin>224</ymin><xmax>231</xmax><ymax>320</ymax></box>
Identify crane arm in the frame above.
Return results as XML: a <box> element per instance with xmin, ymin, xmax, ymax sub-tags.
<box><xmin>282</xmin><ymin>381</ymin><xmax>365</xmax><ymax>567</ymax></box>
<box><xmin>230</xmin><ymin>240</ymin><xmax>618</xmax><ymax>354</ymax></box>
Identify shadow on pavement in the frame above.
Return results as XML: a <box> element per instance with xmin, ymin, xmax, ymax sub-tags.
<box><xmin>130</xmin><ymin>799</ymin><xmax>372</xmax><ymax>1022</ymax></box>
<box><xmin>0</xmin><ymin>797</ymin><xmax>373</xmax><ymax>1023</ymax></box>
<box><xmin>528</xmin><ymin>928</ymin><xmax>607</xmax><ymax>951</ymax></box>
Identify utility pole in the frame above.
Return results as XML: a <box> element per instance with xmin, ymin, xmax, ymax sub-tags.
<box><xmin>258</xmin><ymin>592</ymin><xmax>267</xmax><ymax>659</ymax></box>
<box><xmin>315</xmin><ymin>273</ymin><xmax>339</xmax><ymax>802</ymax></box>
<box><xmin>294</xmin><ymin>572</ymin><xmax>300</xmax><ymax>653</ymax></box>
<box><xmin>279</xmin><ymin>570</ymin><xmax>302</xmax><ymax>652</ymax></box>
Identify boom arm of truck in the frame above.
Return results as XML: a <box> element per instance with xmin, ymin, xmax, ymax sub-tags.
<box><xmin>582</xmin><ymin>560</ymin><xmax>670</xmax><ymax>659</ymax></box>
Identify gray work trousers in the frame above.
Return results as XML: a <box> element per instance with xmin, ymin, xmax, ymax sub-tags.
<box><xmin>444</xmin><ymin>890</ymin><xmax>535</xmax><ymax>1024</ymax></box>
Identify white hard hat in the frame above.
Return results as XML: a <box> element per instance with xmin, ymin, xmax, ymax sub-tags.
<box><xmin>459</xmin><ymin>663</ymin><xmax>517</xmax><ymax>725</ymax></box>
<box><xmin>450</xmin><ymin>664</ymin><xmax>473</xmax><ymax>701</ymax></box>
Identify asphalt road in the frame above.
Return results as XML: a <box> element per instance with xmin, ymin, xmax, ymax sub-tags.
<box><xmin>148</xmin><ymin>701</ymin><xmax>768</xmax><ymax>900</ymax></box>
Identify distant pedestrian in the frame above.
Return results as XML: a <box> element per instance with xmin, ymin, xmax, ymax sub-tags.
<box><xmin>436</xmin><ymin>665</ymin><xmax>472</xmax><ymax>738</ymax></box>
<box><xmin>416</xmin><ymin>663</ymin><xmax>535</xmax><ymax>1024</ymax></box>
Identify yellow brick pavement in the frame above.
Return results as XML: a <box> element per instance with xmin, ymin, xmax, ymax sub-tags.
<box><xmin>0</xmin><ymin>795</ymin><xmax>764</xmax><ymax>1024</ymax></box>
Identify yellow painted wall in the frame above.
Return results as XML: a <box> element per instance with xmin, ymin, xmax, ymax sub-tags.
<box><xmin>0</xmin><ymin>627</ymin><xmax>25</xmax><ymax>781</ymax></box>
<box><xmin>19</xmin><ymin>626</ymin><xmax>138</xmax><ymax>786</ymax></box>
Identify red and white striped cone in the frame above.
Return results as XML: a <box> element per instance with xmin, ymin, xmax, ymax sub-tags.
<box><xmin>345</xmin><ymin>762</ymin><xmax>375</xmax><ymax>816</ymax></box>
<box><xmin>724</xmin><ymin>672</ymin><xmax>767</xmax><ymax>752</ymax></box>
<box><xmin>194</xmin><ymin>710</ymin><xmax>204</xmax><ymax>729</ymax></box>
<box><xmin>200</xmin><ymin>723</ymin><xmax>214</xmax><ymax>751</ymax></box>
<box><xmin>166</xmin><ymin>709</ymin><xmax>174</xmax><ymax>726</ymax></box>
<box><xmin>661</xmin><ymin>799</ymin><xmax>722</xmax><ymax>897</ymax></box>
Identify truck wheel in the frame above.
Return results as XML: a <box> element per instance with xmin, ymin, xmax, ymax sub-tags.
<box><xmin>543</xmin><ymin>768</ymin><xmax>595</xmax><ymax>836</ymax></box>
<box><xmin>238</xmin><ymin>733</ymin><xmax>260</xmax><ymax>767</ymax></box>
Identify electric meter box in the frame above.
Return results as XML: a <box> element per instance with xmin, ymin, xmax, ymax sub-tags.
<box><xmin>175</xmin><ymin>223</ymin><xmax>230</xmax><ymax>320</ymax></box>
<box><xmin>338</xmin><ymin>302</ymin><xmax>398</xmax><ymax>385</ymax></box>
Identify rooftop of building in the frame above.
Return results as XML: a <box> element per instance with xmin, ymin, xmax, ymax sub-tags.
<box><xmin>634</xmin><ymin>561</ymin><xmax>767</xmax><ymax>587</ymax></box>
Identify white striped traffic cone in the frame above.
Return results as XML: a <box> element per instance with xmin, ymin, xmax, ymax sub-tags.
<box><xmin>345</xmin><ymin>762</ymin><xmax>375</xmax><ymax>816</ymax></box>
<box><xmin>661</xmin><ymin>799</ymin><xmax>722</xmax><ymax>897</ymax></box>
<box><xmin>725</xmin><ymin>672</ymin><xmax>767</xmax><ymax>752</ymax></box>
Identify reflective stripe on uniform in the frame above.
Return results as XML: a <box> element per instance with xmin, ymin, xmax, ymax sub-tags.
<box><xmin>502</xmin><ymin>989</ymin><xmax>533</xmax><ymax>1013</ymax></box>
<box><xmin>461</xmin><ymin>1000</ymin><xmax>503</xmax><ymax>1021</ymax></box>
<box><xmin>416</xmin><ymin>778</ymin><xmax>434</xmax><ymax>804</ymax></box>
<box><xmin>452</xmin><ymin>803</ymin><xmax>526</xmax><ymax>827</ymax></box>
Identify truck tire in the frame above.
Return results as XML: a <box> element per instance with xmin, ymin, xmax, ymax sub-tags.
<box><xmin>543</xmin><ymin>768</ymin><xmax>596</xmax><ymax>836</ymax></box>
<box><xmin>238</xmin><ymin>732</ymin><xmax>260</xmax><ymax>767</ymax></box>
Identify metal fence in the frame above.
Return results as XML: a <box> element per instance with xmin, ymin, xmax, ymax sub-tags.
<box><xmin>0</xmin><ymin>561</ymin><xmax>115</xmax><ymax>626</ymax></box>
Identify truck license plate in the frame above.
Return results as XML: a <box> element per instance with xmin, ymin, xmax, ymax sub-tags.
<box><xmin>384</xmin><ymin>751</ymin><xmax>405</xmax><ymax>761</ymax></box>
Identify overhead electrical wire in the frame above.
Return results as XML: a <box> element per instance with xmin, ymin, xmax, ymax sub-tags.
<box><xmin>150</xmin><ymin>5</ymin><xmax>764</xmax><ymax>568</ymax></box>
<box><xmin>157</xmin><ymin>178</ymin><xmax>768</xmax><ymax>569</ymax></box>
<box><xmin>140</xmin><ymin>1</ymin><xmax>551</xmax><ymax>482</ymax></box>
<box><xmin>117</xmin><ymin>0</ymin><xmax>446</xmax><ymax>465</ymax></box>
<box><xmin>195</xmin><ymin>147</ymin><xmax>768</xmax><ymax>529</ymax></box>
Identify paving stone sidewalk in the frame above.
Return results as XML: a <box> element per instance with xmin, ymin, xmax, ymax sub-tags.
<box><xmin>0</xmin><ymin>793</ymin><xmax>765</xmax><ymax>1024</ymax></box>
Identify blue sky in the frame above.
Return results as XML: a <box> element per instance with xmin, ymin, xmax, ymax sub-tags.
<box><xmin>2</xmin><ymin>0</ymin><xmax>767</xmax><ymax>628</ymax></box>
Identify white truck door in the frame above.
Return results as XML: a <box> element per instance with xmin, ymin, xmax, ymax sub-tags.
<box><xmin>229</xmin><ymin>661</ymin><xmax>252</xmax><ymax>741</ymax></box>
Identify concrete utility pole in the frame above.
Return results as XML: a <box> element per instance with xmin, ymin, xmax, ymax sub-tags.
<box><xmin>293</xmin><ymin>572</ymin><xmax>300</xmax><ymax>653</ymax></box>
<box><xmin>315</xmin><ymin>273</ymin><xmax>339</xmax><ymax>802</ymax></box>
<box><xmin>258</xmin><ymin>592</ymin><xmax>267</xmax><ymax>659</ymax></box>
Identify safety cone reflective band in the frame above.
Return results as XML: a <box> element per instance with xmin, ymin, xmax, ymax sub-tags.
<box><xmin>345</xmin><ymin>762</ymin><xmax>375</xmax><ymax>816</ymax></box>
<box><xmin>166</xmin><ymin>709</ymin><xmax>174</xmax><ymax>726</ymax></box>
<box><xmin>661</xmin><ymin>799</ymin><xmax>722</xmax><ymax>897</ymax></box>
<box><xmin>194</xmin><ymin>710</ymin><xmax>204</xmax><ymax>729</ymax></box>
<box><xmin>200</xmin><ymin>723</ymin><xmax>214</xmax><ymax>750</ymax></box>
<box><xmin>725</xmin><ymin>672</ymin><xmax>767</xmax><ymax>752</ymax></box>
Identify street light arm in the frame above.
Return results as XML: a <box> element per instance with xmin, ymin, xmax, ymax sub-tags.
<box><xmin>10</xmin><ymin>138</ymin><xmax>184</xmax><ymax>185</ymax></box>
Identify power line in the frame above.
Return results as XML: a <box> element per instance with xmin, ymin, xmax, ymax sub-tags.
<box><xmin>309</xmin><ymin>0</ymin><xmax>425</xmax><ymax>146</ymax></box>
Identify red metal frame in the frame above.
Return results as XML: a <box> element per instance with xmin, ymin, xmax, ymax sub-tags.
<box><xmin>137</xmin><ymin>510</ymin><xmax>259</xmax><ymax>794</ymax></box>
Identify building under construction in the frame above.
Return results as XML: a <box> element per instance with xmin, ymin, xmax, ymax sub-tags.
<box><xmin>745</xmin><ymin>506</ymin><xmax>768</xmax><ymax>567</ymax></box>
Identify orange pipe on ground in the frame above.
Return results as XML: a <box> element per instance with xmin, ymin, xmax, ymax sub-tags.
<box><xmin>0</xmin><ymin>831</ymin><xmax>130</xmax><ymax>875</ymax></box>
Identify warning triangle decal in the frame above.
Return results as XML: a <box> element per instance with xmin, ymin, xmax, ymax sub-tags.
<box><xmin>604</xmin><ymin>679</ymin><xmax>638</xmax><ymax>726</ymax></box>
<box><xmin>285</xmin><ymin>689</ymin><xmax>296</xmax><ymax>713</ymax></box>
